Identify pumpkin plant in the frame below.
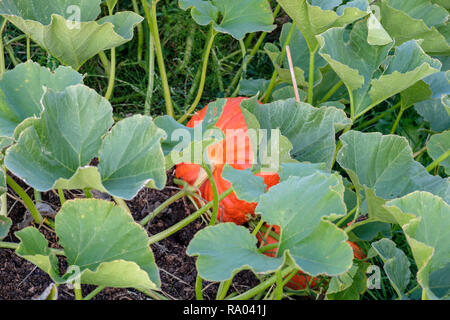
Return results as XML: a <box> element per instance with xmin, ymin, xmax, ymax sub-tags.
<box><xmin>0</xmin><ymin>0</ymin><xmax>449</xmax><ymax>301</ymax></box>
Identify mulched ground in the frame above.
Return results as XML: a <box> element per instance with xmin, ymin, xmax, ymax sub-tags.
<box><xmin>0</xmin><ymin>171</ymin><xmax>259</xmax><ymax>300</ymax></box>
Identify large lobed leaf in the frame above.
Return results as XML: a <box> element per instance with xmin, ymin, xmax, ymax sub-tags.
<box><xmin>16</xmin><ymin>199</ymin><xmax>160</xmax><ymax>290</ymax></box>
<box><xmin>337</xmin><ymin>131</ymin><xmax>449</xmax><ymax>204</ymax></box>
<box><xmin>317</xmin><ymin>21</ymin><xmax>441</xmax><ymax>119</ymax></box>
<box><xmin>5</xmin><ymin>84</ymin><xmax>167</xmax><ymax>200</ymax></box>
<box><xmin>0</xmin><ymin>61</ymin><xmax>83</xmax><ymax>139</ymax></box>
<box><xmin>0</xmin><ymin>0</ymin><xmax>143</xmax><ymax>69</ymax></box>
<box><xmin>187</xmin><ymin>171</ymin><xmax>354</xmax><ymax>281</ymax></box>
<box><xmin>276</xmin><ymin>0</ymin><xmax>370</xmax><ymax>51</ymax></box>
<box><xmin>379</xmin><ymin>0</ymin><xmax>449</xmax><ymax>56</ymax></box>
<box><xmin>179</xmin><ymin>0</ymin><xmax>276</xmax><ymax>40</ymax></box>
<box><xmin>384</xmin><ymin>192</ymin><xmax>450</xmax><ymax>299</ymax></box>
<box><xmin>241</xmin><ymin>97</ymin><xmax>351</xmax><ymax>169</ymax></box>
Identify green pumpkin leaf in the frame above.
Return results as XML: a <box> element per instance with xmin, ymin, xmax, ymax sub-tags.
<box><xmin>221</xmin><ymin>164</ymin><xmax>267</xmax><ymax>203</ymax></box>
<box><xmin>56</xmin><ymin>199</ymin><xmax>160</xmax><ymax>289</ymax></box>
<box><xmin>187</xmin><ymin>223</ymin><xmax>283</xmax><ymax>281</ymax></box>
<box><xmin>276</xmin><ymin>0</ymin><xmax>370</xmax><ymax>51</ymax></box>
<box><xmin>372</xmin><ymin>238</ymin><xmax>412</xmax><ymax>299</ymax></box>
<box><xmin>0</xmin><ymin>1</ymin><xmax>143</xmax><ymax>69</ymax></box>
<box><xmin>256</xmin><ymin>173</ymin><xmax>353</xmax><ymax>276</ymax></box>
<box><xmin>278</xmin><ymin>162</ymin><xmax>328</xmax><ymax>182</ymax></box>
<box><xmin>5</xmin><ymin>85</ymin><xmax>166</xmax><ymax>199</ymax></box>
<box><xmin>98</xmin><ymin>115</ymin><xmax>167</xmax><ymax>197</ymax></box>
<box><xmin>179</xmin><ymin>0</ymin><xmax>275</xmax><ymax>40</ymax></box>
<box><xmin>5</xmin><ymin>84</ymin><xmax>113</xmax><ymax>191</ymax></box>
<box><xmin>15</xmin><ymin>227</ymin><xmax>62</xmax><ymax>282</ymax></box>
<box><xmin>379</xmin><ymin>0</ymin><xmax>449</xmax><ymax>55</ymax></box>
<box><xmin>241</xmin><ymin>97</ymin><xmax>352</xmax><ymax>169</ymax></box>
<box><xmin>0</xmin><ymin>61</ymin><xmax>83</xmax><ymax>138</ymax></box>
<box><xmin>414</xmin><ymin>71</ymin><xmax>450</xmax><ymax>132</ymax></box>
<box><xmin>427</xmin><ymin>130</ymin><xmax>450</xmax><ymax>175</ymax></box>
<box><xmin>15</xmin><ymin>200</ymin><xmax>160</xmax><ymax>290</ymax></box>
<box><xmin>384</xmin><ymin>192</ymin><xmax>450</xmax><ymax>300</ymax></box>
<box><xmin>326</xmin><ymin>262</ymin><xmax>368</xmax><ymax>300</ymax></box>
<box><xmin>317</xmin><ymin>21</ymin><xmax>440</xmax><ymax>119</ymax></box>
<box><xmin>337</xmin><ymin>131</ymin><xmax>449</xmax><ymax>208</ymax></box>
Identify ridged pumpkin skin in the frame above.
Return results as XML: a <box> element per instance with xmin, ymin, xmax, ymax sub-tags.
<box><xmin>175</xmin><ymin>97</ymin><xmax>280</xmax><ymax>224</ymax></box>
<box><xmin>256</xmin><ymin>225</ymin><xmax>366</xmax><ymax>290</ymax></box>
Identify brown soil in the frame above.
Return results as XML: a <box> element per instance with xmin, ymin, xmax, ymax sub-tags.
<box><xmin>0</xmin><ymin>172</ymin><xmax>259</xmax><ymax>300</ymax></box>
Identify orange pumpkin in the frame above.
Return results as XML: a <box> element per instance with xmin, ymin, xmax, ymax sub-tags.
<box><xmin>175</xmin><ymin>97</ymin><xmax>280</xmax><ymax>224</ymax></box>
<box><xmin>256</xmin><ymin>225</ymin><xmax>366</xmax><ymax>290</ymax></box>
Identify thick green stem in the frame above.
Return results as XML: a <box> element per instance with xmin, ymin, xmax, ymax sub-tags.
<box><xmin>0</xmin><ymin>19</ymin><xmax>7</xmax><ymax>76</ymax></box>
<box><xmin>0</xmin><ymin>193</ymin><xmax>7</xmax><ymax>216</ymax></box>
<box><xmin>58</xmin><ymin>189</ymin><xmax>66</xmax><ymax>206</ymax></box>
<box><xmin>195</xmin><ymin>274</ymin><xmax>203</xmax><ymax>300</ymax></box>
<box><xmin>104</xmin><ymin>6</ymin><xmax>116</xmax><ymax>100</ymax></box>
<box><xmin>113</xmin><ymin>197</ymin><xmax>131</xmax><ymax>215</ymax></box>
<box><xmin>229</xmin><ymin>266</ymin><xmax>297</xmax><ymax>300</ymax></box>
<box><xmin>142</xmin><ymin>0</ymin><xmax>174</xmax><ymax>117</ymax></box>
<box><xmin>144</xmin><ymin>28</ymin><xmax>155</xmax><ymax>115</ymax></box>
<box><xmin>74</xmin><ymin>287</ymin><xmax>83</xmax><ymax>300</ymax></box>
<box><xmin>176</xmin><ymin>23</ymin><xmax>196</xmax><ymax>73</ymax></box>
<box><xmin>275</xmin><ymin>270</ymin><xmax>283</xmax><ymax>300</ymax></box>
<box><xmin>131</xmin><ymin>0</ymin><xmax>144</xmax><ymax>62</ymax></box>
<box><xmin>98</xmin><ymin>51</ymin><xmax>110</xmax><ymax>76</ymax></box>
<box><xmin>84</xmin><ymin>188</ymin><xmax>93</xmax><ymax>199</ymax></box>
<box><xmin>307</xmin><ymin>48</ymin><xmax>317</xmax><ymax>105</ymax></box>
<box><xmin>83</xmin><ymin>286</ymin><xmax>105</xmax><ymax>300</ymax></box>
<box><xmin>357</xmin><ymin>102</ymin><xmax>401</xmax><ymax>130</ymax></box>
<box><xmin>26</xmin><ymin>35</ymin><xmax>31</xmax><ymax>60</ymax></box>
<box><xmin>202</xmin><ymin>164</ymin><xmax>219</xmax><ymax>225</ymax></box>
<box><xmin>217</xmin><ymin>278</ymin><xmax>233</xmax><ymax>300</ymax></box>
<box><xmin>148</xmin><ymin>188</ymin><xmax>233</xmax><ymax>245</ymax></box>
<box><xmin>6</xmin><ymin>175</ymin><xmax>43</xmax><ymax>224</ymax></box>
<box><xmin>390</xmin><ymin>107</ymin><xmax>405</xmax><ymax>134</ymax></box>
<box><xmin>426</xmin><ymin>149</ymin><xmax>450</xmax><ymax>173</ymax></box>
<box><xmin>0</xmin><ymin>241</ymin><xmax>64</xmax><ymax>255</ymax></box>
<box><xmin>178</xmin><ymin>26</ymin><xmax>216</xmax><ymax>123</ymax></box>
<box><xmin>318</xmin><ymin>80</ymin><xmax>343</xmax><ymax>104</ymax></box>
<box><xmin>251</xmin><ymin>219</ymin><xmax>265</xmax><ymax>236</ymax></box>
<box><xmin>263</xmin><ymin>22</ymin><xmax>296</xmax><ymax>103</ymax></box>
<box><xmin>139</xmin><ymin>189</ymin><xmax>187</xmax><ymax>226</ymax></box>
<box><xmin>104</xmin><ymin>48</ymin><xmax>116</xmax><ymax>100</ymax></box>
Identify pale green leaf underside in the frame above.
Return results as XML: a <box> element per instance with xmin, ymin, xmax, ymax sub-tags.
<box><xmin>384</xmin><ymin>192</ymin><xmax>450</xmax><ymax>300</ymax></box>
<box><xmin>187</xmin><ymin>223</ymin><xmax>283</xmax><ymax>281</ymax></box>
<box><xmin>0</xmin><ymin>0</ymin><xmax>143</xmax><ymax>69</ymax></box>
<box><xmin>0</xmin><ymin>61</ymin><xmax>83</xmax><ymax>138</ymax></box>
<box><xmin>179</xmin><ymin>0</ymin><xmax>275</xmax><ymax>40</ymax></box>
